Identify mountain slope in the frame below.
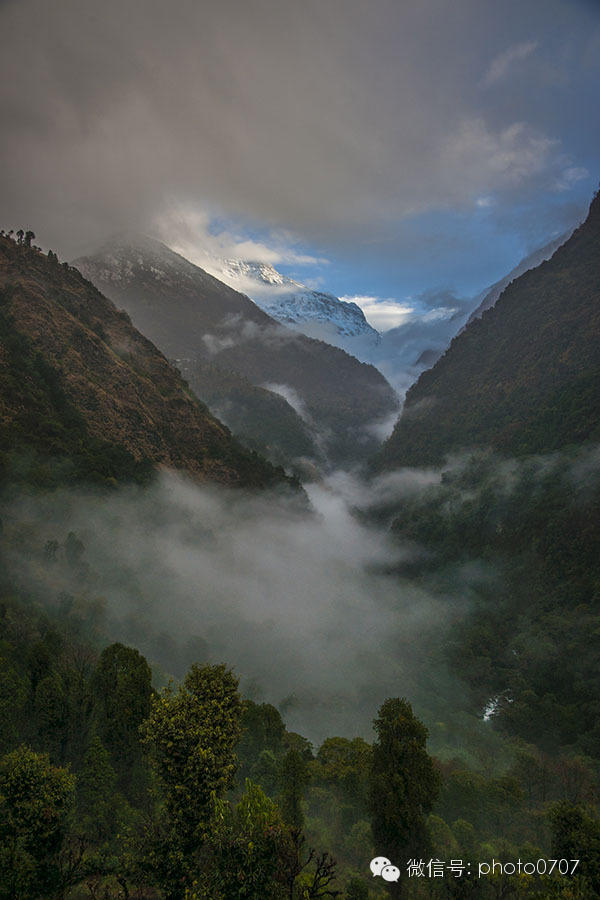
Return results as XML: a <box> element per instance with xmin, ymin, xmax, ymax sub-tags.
<box><xmin>380</xmin><ymin>190</ymin><xmax>600</xmax><ymax>468</ymax></box>
<box><xmin>466</xmin><ymin>229</ymin><xmax>574</xmax><ymax>325</ymax></box>
<box><xmin>0</xmin><ymin>234</ymin><xmax>292</xmax><ymax>490</ymax></box>
<box><xmin>172</xmin><ymin>357</ymin><xmax>322</xmax><ymax>469</ymax></box>
<box><xmin>75</xmin><ymin>237</ymin><xmax>398</xmax><ymax>467</ymax></box>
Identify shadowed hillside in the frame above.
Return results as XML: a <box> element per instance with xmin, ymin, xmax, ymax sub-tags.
<box><xmin>0</xmin><ymin>233</ymin><xmax>294</xmax><ymax>490</ymax></box>
<box><xmin>380</xmin><ymin>189</ymin><xmax>600</xmax><ymax>468</ymax></box>
<box><xmin>75</xmin><ymin>237</ymin><xmax>398</xmax><ymax>468</ymax></box>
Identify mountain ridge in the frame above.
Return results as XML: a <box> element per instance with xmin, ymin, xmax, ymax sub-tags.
<box><xmin>379</xmin><ymin>189</ymin><xmax>600</xmax><ymax>468</ymax></box>
<box><xmin>75</xmin><ymin>237</ymin><xmax>398</xmax><ymax>468</ymax></box>
<box><xmin>197</xmin><ymin>253</ymin><xmax>379</xmax><ymax>342</ymax></box>
<box><xmin>466</xmin><ymin>228</ymin><xmax>574</xmax><ymax>326</ymax></box>
<box><xmin>0</xmin><ymin>233</ymin><xmax>294</xmax><ymax>490</ymax></box>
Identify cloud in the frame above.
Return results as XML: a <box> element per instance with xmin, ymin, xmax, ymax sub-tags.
<box><xmin>3</xmin><ymin>470</ymin><xmax>467</xmax><ymax>741</ymax></box>
<box><xmin>482</xmin><ymin>40</ymin><xmax>539</xmax><ymax>87</ymax></box>
<box><xmin>4</xmin><ymin>445</ymin><xmax>598</xmax><ymax>743</ymax></box>
<box><xmin>0</xmin><ymin>0</ymin><xmax>595</xmax><ymax>259</ymax></box>
<box><xmin>342</xmin><ymin>296</ymin><xmax>414</xmax><ymax>331</ymax></box>
<box><xmin>442</xmin><ymin>119</ymin><xmax>558</xmax><ymax>191</ymax></box>
<box><xmin>358</xmin><ymin>289</ymin><xmax>474</xmax><ymax>395</ymax></box>
<box><xmin>554</xmin><ymin>165</ymin><xmax>590</xmax><ymax>192</ymax></box>
<box><xmin>261</xmin><ymin>383</ymin><xmax>309</xmax><ymax>420</ymax></box>
<box><xmin>153</xmin><ymin>205</ymin><xmax>328</xmax><ymax>271</ymax></box>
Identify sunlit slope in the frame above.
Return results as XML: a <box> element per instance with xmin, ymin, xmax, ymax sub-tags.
<box><xmin>381</xmin><ymin>190</ymin><xmax>600</xmax><ymax>468</ymax></box>
<box><xmin>0</xmin><ymin>234</ymin><xmax>292</xmax><ymax>489</ymax></box>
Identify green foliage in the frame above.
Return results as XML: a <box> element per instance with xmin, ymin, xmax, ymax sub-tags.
<box><xmin>0</xmin><ymin>656</ymin><xmax>27</xmax><ymax>750</ymax></box>
<box><xmin>0</xmin><ymin>746</ymin><xmax>75</xmax><ymax>900</ymax></box>
<box><xmin>369</xmin><ymin>698</ymin><xmax>440</xmax><ymax>893</ymax></box>
<box><xmin>76</xmin><ymin>734</ymin><xmax>118</xmax><ymax>844</ymax></box>
<box><xmin>389</xmin><ymin>447</ymin><xmax>600</xmax><ymax>759</ymax></box>
<box><xmin>549</xmin><ymin>803</ymin><xmax>600</xmax><ymax>895</ymax></box>
<box><xmin>140</xmin><ymin>663</ymin><xmax>243</xmax><ymax>897</ymax></box>
<box><xmin>189</xmin><ymin>361</ymin><xmax>321</xmax><ymax>470</ymax></box>
<box><xmin>91</xmin><ymin>642</ymin><xmax>152</xmax><ymax>799</ymax></box>
<box><xmin>237</xmin><ymin>699</ymin><xmax>287</xmax><ymax>792</ymax></box>
<box><xmin>193</xmin><ymin>780</ymin><xmax>290</xmax><ymax>899</ymax></box>
<box><xmin>280</xmin><ymin>748</ymin><xmax>311</xmax><ymax>831</ymax></box>
<box><xmin>344</xmin><ymin>877</ymin><xmax>369</xmax><ymax>900</ymax></box>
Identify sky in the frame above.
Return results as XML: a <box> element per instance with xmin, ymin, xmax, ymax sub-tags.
<box><xmin>1</xmin><ymin>0</ymin><xmax>599</xmax><ymax>330</ymax></box>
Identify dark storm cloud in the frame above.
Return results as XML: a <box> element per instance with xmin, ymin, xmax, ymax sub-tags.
<box><xmin>0</xmin><ymin>0</ymin><xmax>598</xmax><ymax>255</ymax></box>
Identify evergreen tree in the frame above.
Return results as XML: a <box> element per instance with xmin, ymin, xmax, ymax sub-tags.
<box><xmin>90</xmin><ymin>642</ymin><xmax>152</xmax><ymax>798</ymax></box>
<box><xmin>76</xmin><ymin>733</ymin><xmax>117</xmax><ymax>845</ymax></box>
<box><xmin>368</xmin><ymin>698</ymin><xmax>440</xmax><ymax>897</ymax></box>
<box><xmin>279</xmin><ymin>748</ymin><xmax>310</xmax><ymax>832</ymax></box>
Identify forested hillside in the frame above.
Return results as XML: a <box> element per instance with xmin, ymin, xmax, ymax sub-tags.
<box><xmin>381</xmin><ymin>190</ymin><xmax>600</xmax><ymax>468</ymax></box>
<box><xmin>0</xmin><ymin>233</ymin><xmax>292</xmax><ymax>490</ymax></box>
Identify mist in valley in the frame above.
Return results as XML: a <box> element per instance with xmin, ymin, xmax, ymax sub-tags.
<box><xmin>3</xmin><ymin>465</ymin><xmax>478</xmax><ymax>746</ymax></box>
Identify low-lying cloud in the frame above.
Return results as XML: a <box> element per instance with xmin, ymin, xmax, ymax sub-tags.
<box><xmin>3</xmin><ymin>470</ymin><xmax>467</xmax><ymax>743</ymax></box>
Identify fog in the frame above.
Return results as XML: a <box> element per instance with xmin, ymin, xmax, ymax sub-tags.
<box><xmin>5</xmin><ymin>442</ymin><xmax>597</xmax><ymax>746</ymax></box>
<box><xmin>4</xmin><ymin>468</ymin><xmax>471</xmax><ymax>744</ymax></box>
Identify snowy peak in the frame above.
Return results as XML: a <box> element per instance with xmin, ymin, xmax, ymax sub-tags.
<box><xmin>219</xmin><ymin>258</ymin><xmax>291</xmax><ymax>287</ymax></box>
<box><xmin>201</xmin><ymin>254</ymin><xmax>379</xmax><ymax>341</ymax></box>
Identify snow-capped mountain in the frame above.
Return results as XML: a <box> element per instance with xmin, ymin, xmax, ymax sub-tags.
<box><xmin>199</xmin><ymin>256</ymin><xmax>380</xmax><ymax>346</ymax></box>
<box><xmin>74</xmin><ymin>235</ymin><xmax>399</xmax><ymax>470</ymax></box>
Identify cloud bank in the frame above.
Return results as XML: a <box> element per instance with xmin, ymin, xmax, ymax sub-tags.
<box><xmin>0</xmin><ymin>0</ymin><xmax>597</xmax><ymax>259</ymax></box>
<box><xmin>4</xmin><ymin>470</ymin><xmax>467</xmax><ymax>743</ymax></box>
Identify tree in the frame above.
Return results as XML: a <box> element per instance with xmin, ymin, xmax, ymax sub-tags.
<box><xmin>279</xmin><ymin>748</ymin><xmax>310</xmax><ymax>833</ymax></box>
<box><xmin>237</xmin><ymin>700</ymin><xmax>286</xmax><ymax>786</ymax></box>
<box><xmin>549</xmin><ymin>803</ymin><xmax>600</xmax><ymax>895</ymax></box>
<box><xmin>34</xmin><ymin>670</ymin><xmax>68</xmax><ymax>762</ymax></box>
<box><xmin>194</xmin><ymin>780</ymin><xmax>290</xmax><ymax>899</ymax></box>
<box><xmin>24</xmin><ymin>231</ymin><xmax>34</xmax><ymax>248</ymax></box>
<box><xmin>90</xmin><ymin>642</ymin><xmax>152</xmax><ymax>798</ymax></box>
<box><xmin>277</xmin><ymin>749</ymin><xmax>340</xmax><ymax>898</ymax></box>
<box><xmin>344</xmin><ymin>877</ymin><xmax>368</xmax><ymax>899</ymax></box>
<box><xmin>316</xmin><ymin>736</ymin><xmax>372</xmax><ymax>818</ymax></box>
<box><xmin>0</xmin><ymin>657</ymin><xmax>27</xmax><ymax>752</ymax></box>
<box><xmin>368</xmin><ymin>698</ymin><xmax>440</xmax><ymax>897</ymax></box>
<box><xmin>0</xmin><ymin>746</ymin><xmax>75</xmax><ymax>900</ymax></box>
<box><xmin>140</xmin><ymin>663</ymin><xmax>242</xmax><ymax>898</ymax></box>
<box><xmin>76</xmin><ymin>734</ymin><xmax>117</xmax><ymax>845</ymax></box>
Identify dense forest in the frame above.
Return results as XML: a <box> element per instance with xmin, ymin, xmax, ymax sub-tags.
<box><xmin>1</xmin><ymin>476</ymin><xmax>599</xmax><ymax>899</ymax></box>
